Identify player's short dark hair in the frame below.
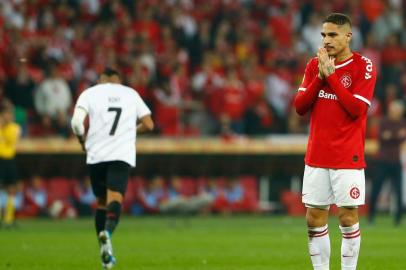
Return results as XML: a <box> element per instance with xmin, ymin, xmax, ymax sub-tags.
<box><xmin>323</xmin><ymin>13</ymin><xmax>352</xmax><ymax>28</ymax></box>
<box><xmin>101</xmin><ymin>67</ymin><xmax>120</xmax><ymax>78</ymax></box>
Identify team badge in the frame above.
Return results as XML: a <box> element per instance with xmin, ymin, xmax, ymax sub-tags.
<box><xmin>350</xmin><ymin>186</ymin><xmax>360</xmax><ymax>199</ymax></box>
<box><xmin>340</xmin><ymin>74</ymin><xmax>352</xmax><ymax>88</ymax></box>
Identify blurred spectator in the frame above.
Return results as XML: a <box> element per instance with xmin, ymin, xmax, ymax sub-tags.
<box><xmin>72</xmin><ymin>177</ymin><xmax>96</xmax><ymax>217</ymax></box>
<box><xmin>371</xmin><ymin>2</ymin><xmax>403</xmax><ymax>46</ymax></box>
<box><xmin>4</xmin><ymin>62</ymin><xmax>35</xmax><ymax>110</ymax></box>
<box><xmin>301</xmin><ymin>13</ymin><xmax>323</xmax><ymax>54</ymax></box>
<box><xmin>360</xmin><ymin>32</ymin><xmax>381</xmax><ymax>75</ymax></box>
<box><xmin>380</xmin><ymin>34</ymin><xmax>406</xmax><ymax>87</ymax></box>
<box><xmin>0</xmin><ymin>182</ymin><xmax>24</xmax><ymax>223</ymax></box>
<box><xmin>287</xmin><ymin>107</ymin><xmax>309</xmax><ymax>134</ymax></box>
<box><xmin>20</xmin><ymin>175</ymin><xmax>48</xmax><ymax>217</ymax></box>
<box><xmin>369</xmin><ymin>100</ymin><xmax>406</xmax><ymax>226</ymax></box>
<box><xmin>4</xmin><ymin>62</ymin><xmax>35</xmax><ymax>135</ymax></box>
<box><xmin>217</xmin><ymin>68</ymin><xmax>247</xmax><ymax>134</ymax></box>
<box><xmin>210</xmin><ymin>177</ymin><xmax>255</xmax><ymax>214</ymax></box>
<box><xmin>153</xmin><ymin>80</ymin><xmax>182</xmax><ymax>136</ymax></box>
<box><xmin>133</xmin><ymin>176</ymin><xmax>165</xmax><ymax>215</ymax></box>
<box><xmin>0</xmin><ymin>99</ymin><xmax>21</xmax><ymax>227</ymax></box>
<box><xmin>34</xmin><ymin>63</ymin><xmax>72</xmax><ymax>137</ymax></box>
<box><xmin>159</xmin><ymin>177</ymin><xmax>213</xmax><ymax>215</ymax></box>
<box><xmin>264</xmin><ymin>60</ymin><xmax>293</xmax><ymax>133</ymax></box>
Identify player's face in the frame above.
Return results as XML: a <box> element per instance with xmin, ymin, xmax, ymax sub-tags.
<box><xmin>321</xmin><ymin>23</ymin><xmax>352</xmax><ymax>57</ymax></box>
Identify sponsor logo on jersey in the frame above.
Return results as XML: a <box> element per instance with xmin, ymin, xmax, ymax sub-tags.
<box><xmin>318</xmin><ymin>90</ymin><xmax>337</xmax><ymax>100</ymax></box>
<box><xmin>340</xmin><ymin>74</ymin><xmax>352</xmax><ymax>88</ymax></box>
<box><xmin>361</xmin><ymin>56</ymin><xmax>373</xmax><ymax>80</ymax></box>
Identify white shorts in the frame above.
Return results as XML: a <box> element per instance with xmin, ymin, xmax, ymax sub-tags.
<box><xmin>302</xmin><ymin>165</ymin><xmax>365</xmax><ymax>207</ymax></box>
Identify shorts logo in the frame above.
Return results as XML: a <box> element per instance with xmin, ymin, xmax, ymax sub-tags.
<box><xmin>350</xmin><ymin>187</ymin><xmax>360</xmax><ymax>199</ymax></box>
<box><xmin>340</xmin><ymin>74</ymin><xmax>352</xmax><ymax>88</ymax></box>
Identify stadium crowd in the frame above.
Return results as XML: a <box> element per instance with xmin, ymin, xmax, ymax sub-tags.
<box><xmin>0</xmin><ymin>0</ymin><xmax>405</xmax><ymax>138</ymax></box>
<box><xmin>0</xmin><ymin>175</ymin><xmax>258</xmax><ymax>218</ymax></box>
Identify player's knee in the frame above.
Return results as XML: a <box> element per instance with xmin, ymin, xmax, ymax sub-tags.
<box><xmin>338</xmin><ymin>209</ymin><xmax>358</xmax><ymax>226</ymax></box>
<box><xmin>339</xmin><ymin>215</ymin><xmax>356</xmax><ymax>227</ymax></box>
<box><xmin>107</xmin><ymin>189</ymin><xmax>124</xmax><ymax>203</ymax></box>
<box><xmin>306</xmin><ymin>209</ymin><xmax>328</xmax><ymax>227</ymax></box>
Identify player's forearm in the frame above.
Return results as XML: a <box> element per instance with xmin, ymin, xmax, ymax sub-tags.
<box><xmin>294</xmin><ymin>77</ymin><xmax>323</xmax><ymax>115</ymax></box>
<box><xmin>71</xmin><ymin>107</ymin><xmax>87</xmax><ymax>136</ymax></box>
<box><xmin>137</xmin><ymin>115</ymin><xmax>154</xmax><ymax>133</ymax></box>
<box><xmin>326</xmin><ymin>73</ymin><xmax>367</xmax><ymax>118</ymax></box>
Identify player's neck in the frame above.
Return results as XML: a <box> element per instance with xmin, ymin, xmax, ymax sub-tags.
<box><xmin>335</xmin><ymin>49</ymin><xmax>353</xmax><ymax>63</ymax></box>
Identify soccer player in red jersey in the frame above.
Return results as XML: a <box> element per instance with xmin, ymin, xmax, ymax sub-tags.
<box><xmin>294</xmin><ymin>13</ymin><xmax>377</xmax><ymax>270</ymax></box>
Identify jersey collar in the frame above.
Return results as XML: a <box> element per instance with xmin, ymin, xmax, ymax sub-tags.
<box><xmin>334</xmin><ymin>55</ymin><xmax>354</xmax><ymax>69</ymax></box>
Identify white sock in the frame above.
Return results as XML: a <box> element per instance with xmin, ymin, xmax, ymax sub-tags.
<box><xmin>308</xmin><ymin>224</ymin><xmax>330</xmax><ymax>270</ymax></box>
<box><xmin>340</xmin><ymin>223</ymin><xmax>361</xmax><ymax>270</ymax></box>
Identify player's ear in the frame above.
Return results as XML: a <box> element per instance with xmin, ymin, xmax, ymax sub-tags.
<box><xmin>98</xmin><ymin>74</ymin><xmax>107</xmax><ymax>83</ymax></box>
<box><xmin>347</xmin><ymin>32</ymin><xmax>352</xmax><ymax>43</ymax></box>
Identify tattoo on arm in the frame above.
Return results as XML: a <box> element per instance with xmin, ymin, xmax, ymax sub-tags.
<box><xmin>326</xmin><ymin>65</ymin><xmax>335</xmax><ymax>75</ymax></box>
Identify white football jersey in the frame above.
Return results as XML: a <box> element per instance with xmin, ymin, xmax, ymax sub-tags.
<box><xmin>75</xmin><ymin>83</ymin><xmax>151</xmax><ymax>167</ymax></box>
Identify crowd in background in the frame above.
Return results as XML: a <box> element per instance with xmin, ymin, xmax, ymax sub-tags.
<box><xmin>0</xmin><ymin>0</ymin><xmax>405</xmax><ymax>138</ymax></box>
<box><xmin>0</xmin><ymin>175</ymin><xmax>258</xmax><ymax>218</ymax></box>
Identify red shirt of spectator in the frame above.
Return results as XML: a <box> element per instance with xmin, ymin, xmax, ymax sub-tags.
<box><xmin>220</xmin><ymin>71</ymin><xmax>247</xmax><ymax>121</ymax></box>
<box><xmin>381</xmin><ymin>34</ymin><xmax>406</xmax><ymax>66</ymax></box>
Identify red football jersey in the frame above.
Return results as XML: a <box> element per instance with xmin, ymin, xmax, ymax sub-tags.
<box><xmin>298</xmin><ymin>52</ymin><xmax>377</xmax><ymax>169</ymax></box>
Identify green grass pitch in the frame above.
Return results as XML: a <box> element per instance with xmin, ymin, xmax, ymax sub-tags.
<box><xmin>0</xmin><ymin>216</ymin><xmax>404</xmax><ymax>270</ymax></box>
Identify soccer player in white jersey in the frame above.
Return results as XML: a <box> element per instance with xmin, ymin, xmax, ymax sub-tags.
<box><xmin>294</xmin><ymin>14</ymin><xmax>376</xmax><ymax>270</ymax></box>
<box><xmin>71</xmin><ymin>68</ymin><xmax>154</xmax><ymax>269</ymax></box>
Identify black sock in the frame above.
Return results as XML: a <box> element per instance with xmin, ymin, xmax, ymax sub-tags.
<box><xmin>105</xmin><ymin>201</ymin><xmax>121</xmax><ymax>235</ymax></box>
<box><xmin>95</xmin><ymin>208</ymin><xmax>106</xmax><ymax>236</ymax></box>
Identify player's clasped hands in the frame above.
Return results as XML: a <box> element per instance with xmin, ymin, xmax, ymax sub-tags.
<box><xmin>317</xmin><ymin>47</ymin><xmax>335</xmax><ymax>78</ymax></box>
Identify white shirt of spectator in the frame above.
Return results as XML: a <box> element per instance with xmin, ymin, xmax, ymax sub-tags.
<box><xmin>74</xmin><ymin>83</ymin><xmax>151</xmax><ymax>167</ymax></box>
<box><xmin>35</xmin><ymin>78</ymin><xmax>72</xmax><ymax>119</ymax></box>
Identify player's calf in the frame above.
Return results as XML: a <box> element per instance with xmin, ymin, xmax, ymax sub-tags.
<box><xmin>307</xmin><ymin>224</ymin><xmax>330</xmax><ymax>270</ymax></box>
<box><xmin>105</xmin><ymin>201</ymin><xmax>121</xmax><ymax>235</ymax></box>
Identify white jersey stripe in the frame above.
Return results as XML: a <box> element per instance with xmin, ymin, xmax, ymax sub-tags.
<box><xmin>335</xmin><ymin>59</ymin><xmax>354</xmax><ymax>69</ymax></box>
<box><xmin>298</xmin><ymin>87</ymin><xmax>306</xmax><ymax>92</ymax></box>
<box><xmin>354</xmin><ymin>94</ymin><xmax>371</xmax><ymax>106</ymax></box>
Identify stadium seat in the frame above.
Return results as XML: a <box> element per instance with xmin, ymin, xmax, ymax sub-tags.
<box><xmin>122</xmin><ymin>177</ymin><xmax>142</xmax><ymax>213</ymax></box>
<box><xmin>239</xmin><ymin>176</ymin><xmax>259</xmax><ymax>212</ymax></box>
<box><xmin>280</xmin><ymin>190</ymin><xmax>306</xmax><ymax>216</ymax></box>
<box><xmin>47</xmin><ymin>177</ymin><xmax>74</xmax><ymax>203</ymax></box>
<box><xmin>178</xmin><ymin>177</ymin><xmax>198</xmax><ymax>196</ymax></box>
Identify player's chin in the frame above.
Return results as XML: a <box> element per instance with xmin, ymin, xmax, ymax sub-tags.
<box><xmin>327</xmin><ymin>50</ymin><xmax>336</xmax><ymax>57</ymax></box>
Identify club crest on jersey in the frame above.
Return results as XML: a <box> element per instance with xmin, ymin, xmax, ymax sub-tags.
<box><xmin>340</xmin><ymin>74</ymin><xmax>352</xmax><ymax>88</ymax></box>
<box><xmin>349</xmin><ymin>185</ymin><xmax>360</xmax><ymax>199</ymax></box>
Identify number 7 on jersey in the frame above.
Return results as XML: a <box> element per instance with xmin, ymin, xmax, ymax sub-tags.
<box><xmin>107</xmin><ymin>107</ymin><xmax>122</xmax><ymax>135</ymax></box>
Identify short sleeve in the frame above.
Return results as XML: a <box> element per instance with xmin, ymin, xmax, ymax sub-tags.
<box><xmin>352</xmin><ymin>56</ymin><xmax>377</xmax><ymax>106</ymax></box>
<box><xmin>298</xmin><ymin>58</ymin><xmax>318</xmax><ymax>92</ymax></box>
<box><xmin>75</xmin><ymin>91</ymin><xmax>89</xmax><ymax>112</ymax></box>
<box><xmin>134</xmin><ymin>93</ymin><xmax>151</xmax><ymax>119</ymax></box>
